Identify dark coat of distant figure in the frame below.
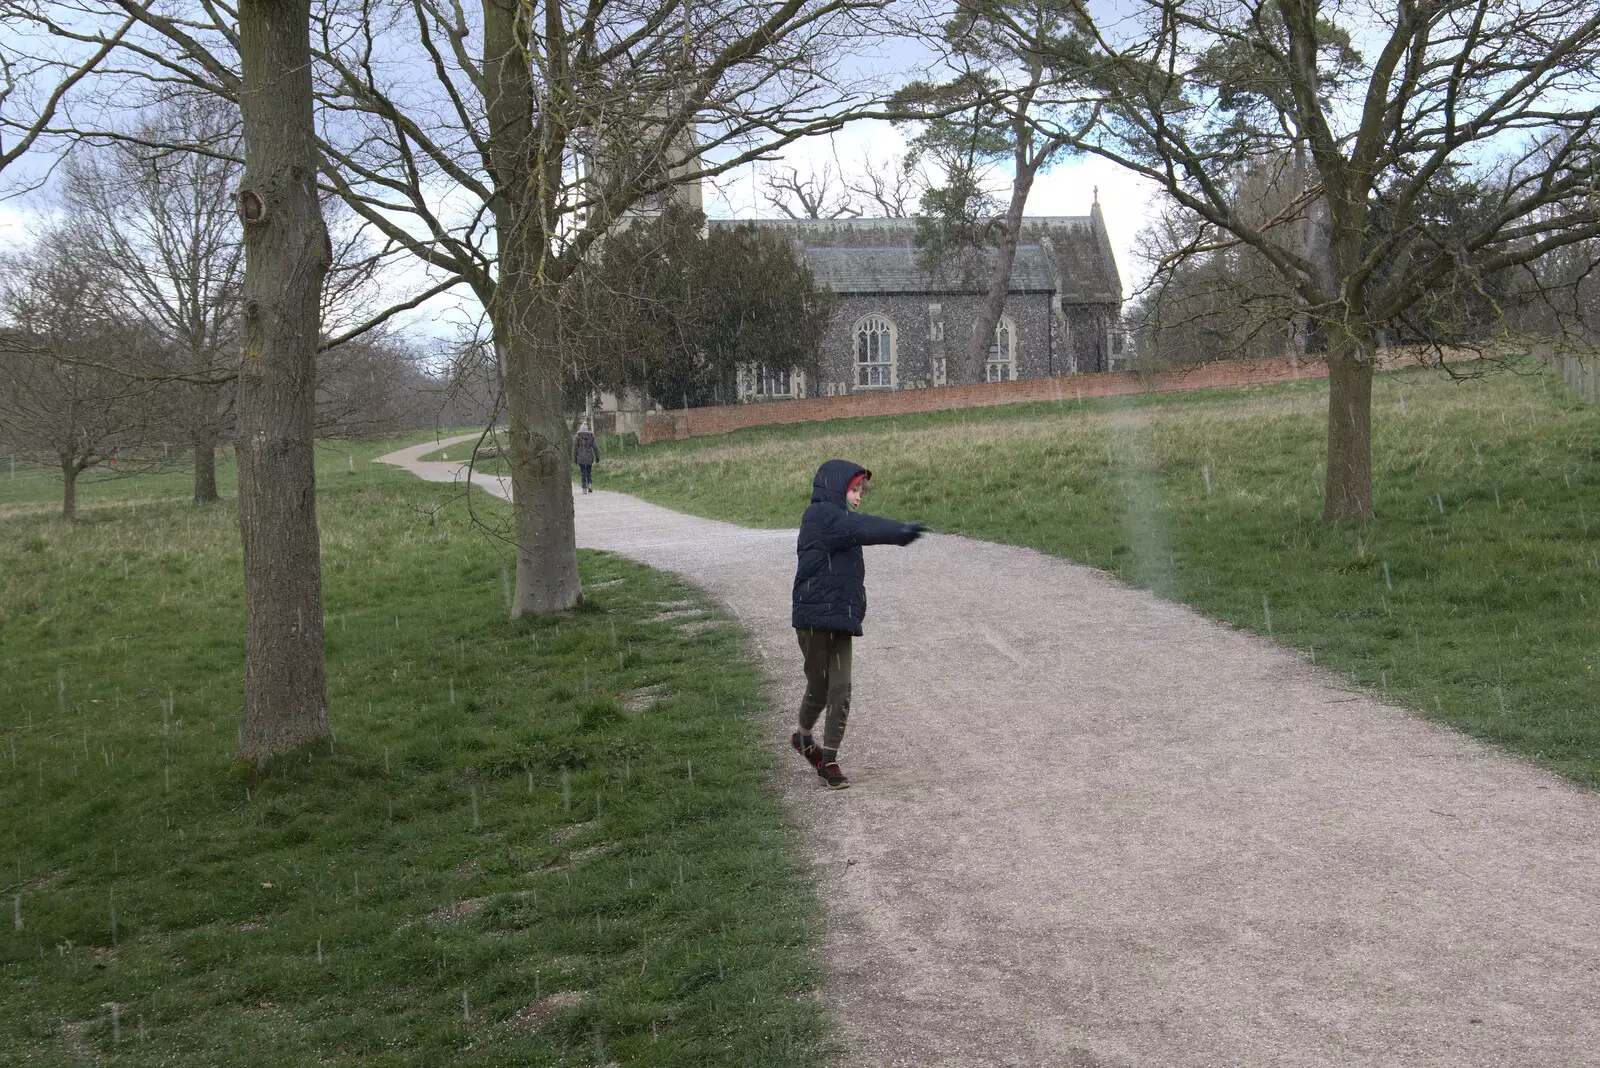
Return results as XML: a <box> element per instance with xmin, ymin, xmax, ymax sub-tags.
<box><xmin>573</xmin><ymin>428</ymin><xmax>599</xmax><ymax>466</ymax></box>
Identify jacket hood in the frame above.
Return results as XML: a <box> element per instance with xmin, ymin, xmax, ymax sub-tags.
<box><xmin>811</xmin><ymin>459</ymin><xmax>870</xmax><ymax>508</ymax></box>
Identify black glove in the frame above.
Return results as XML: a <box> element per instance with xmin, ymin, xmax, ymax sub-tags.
<box><xmin>904</xmin><ymin>521</ymin><xmax>930</xmax><ymax>544</ymax></box>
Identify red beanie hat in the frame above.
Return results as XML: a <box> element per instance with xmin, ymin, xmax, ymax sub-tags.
<box><xmin>847</xmin><ymin>472</ymin><xmax>869</xmax><ymax>493</ymax></box>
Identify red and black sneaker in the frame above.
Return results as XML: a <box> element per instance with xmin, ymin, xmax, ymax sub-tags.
<box><xmin>815</xmin><ymin>756</ymin><xmax>849</xmax><ymax>790</ymax></box>
<box><xmin>791</xmin><ymin>731</ymin><xmax>824</xmax><ymax>768</ymax></box>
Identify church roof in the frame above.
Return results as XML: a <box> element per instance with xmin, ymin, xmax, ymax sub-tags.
<box><xmin>709</xmin><ymin>214</ymin><xmax>1121</xmax><ymax>304</ymax></box>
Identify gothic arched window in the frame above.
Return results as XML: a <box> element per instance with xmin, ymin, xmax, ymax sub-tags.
<box><xmin>854</xmin><ymin>314</ymin><xmax>897</xmax><ymax>388</ymax></box>
<box><xmin>982</xmin><ymin>315</ymin><xmax>1017</xmax><ymax>382</ymax></box>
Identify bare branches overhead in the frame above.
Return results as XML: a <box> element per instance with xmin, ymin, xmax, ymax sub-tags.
<box><xmin>0</xmin><ymin>1</ymin><xmax>134</xmax><ymax>185</ymax></box>
<box><xmin>761</xmin><ymin>160</ymin><xmax>862</xmax><ymax>218</ymax></box>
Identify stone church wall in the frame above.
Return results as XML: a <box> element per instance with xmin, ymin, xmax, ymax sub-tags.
<box><xmin>797</xmin><ymin>293</ymin><xmax>1117</xmax><ymax>397</ymax></box>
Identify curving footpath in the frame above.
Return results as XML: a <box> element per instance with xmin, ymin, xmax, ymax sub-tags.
<box><xmin>379</xmin><ymin>438</ymin><xmax>1600</xmax><ymax>1068</ymax></box>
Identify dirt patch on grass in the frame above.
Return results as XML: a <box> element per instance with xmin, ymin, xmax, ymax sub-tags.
<box><xmin>58</xmin><ymin>1019</ymin><xmax>95</xmax><ymax>1060</ymax></box>
<box><xmin>550</xmin><ymin>820</ymin><xmax>595</xmax><ymax>845</ymax></box>
<box><xmin>619</xmin><ymin>685</ymin><xmax>671</xmax><ymax>712</ymax></box>
<box><xmin>505</xmin><ymin>990</ymin><xmax>583</xmax><ymax>1033</ymax></box>
<box><xmin>546</xmin><ymin>843</ymin><xmax>620</xmax><ymax>873</ymax></box>
<box><xmin>646</xmin><ymin>608</ymin><xmax>706</xmax><ymax>623</ymax></box>
<box><xmin>426</xmin><ymin>897</ymin><xmax>488</xmax><ymax>924</ymax></box>
<box><xmin>27</xmin><ymin>869</ymin><xmax>66</xmax><ymax>891</ymax></box>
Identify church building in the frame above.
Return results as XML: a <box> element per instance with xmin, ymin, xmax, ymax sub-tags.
<box><xmin>587</xmin><ymin>135</ymin><xmax>1124</xmax><ymax>429</ymax></box>
<box><xmin>717</xmin><ymin>202</ymin><xmax>1124</xmax><ymax>402</ymax></box>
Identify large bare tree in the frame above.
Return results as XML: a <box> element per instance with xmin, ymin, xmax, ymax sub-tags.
<box><xmin>1129</xmin><ymin>155</ymin><xmax>1318</xmax><ymax>368</ymax></box>
<box><xmin>63</xmin><ymin>97</ymin><xmax>243</xmax><ymax>503</ymax></box>
<box><xmin>11</xmin><ymin>0</ymin><xmax>338</xmax><ymax>762</ymax></box>
<box><xmin>850</xmin><ymin>148</ymin><xmax>926</xmax><ymax>217</ymax></box>
<box><xmin>1020</xmin><ymin>0</ymin><xmax>1600</xmax><ymax>520</ymax></box>
<box><xmin>754</xmin><ymin>147</ymin><xmax>929</xmax><ymax>218</ymax></box>
<box><xmin>761</xmin><ymin>158</ymin><xmax>862</xmax><ymax>218</ymax></box>
<box><xmin>311</xmin><ymin>0</ymin><xmax>897</xmax><ymax>615</ymax></box>
<box><xmin>230</xmin><ymin>0</ymin><xmax>333</xmax><ymax>766</ymax></box>
<box><xmin>93</xmin><ymin>0</ymin><xmax>899</xmax><ymax>615</ymax></box>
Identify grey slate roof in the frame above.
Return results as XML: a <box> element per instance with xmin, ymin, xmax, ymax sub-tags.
<box><xmin>708</xmin><ymin>214</ymin><xmax>1121</xmax><ymax>304</ymax></box>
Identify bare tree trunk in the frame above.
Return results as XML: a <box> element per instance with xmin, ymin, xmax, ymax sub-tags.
<box><xmin>193</xmin><ymin>417</ymin><xmax>219</xmax><ymax>504</ymax></box>
<box><xmin>484</xmin><ymin>0</ymin><xmax>581</xmax><ymax>616</ymax></box>
<box><xmin>1323</xmin><ymin>328</ymin><xmax>1375</xmax><ymax>521</ymax></box>
<box><xmin>1287</xmin><ymin>145</ymin><xmax>1310</xmax><ymax>368</ymax></box>
<box><xmin>234</xmin><ymin>0</ymin><xmax>332</xmax><ymax>766</ymax></box>
<box><xmin>959</xmin><ymin>157</ymin><xmax>1039</xmax><ymax>385</ymax></box>
<box><xmin>60</xmin><ymin>455</ymin><xmax>77</xmax><ymax>523</ymax></box>
<box><xmin>499</xmin><ymin>315</ymin><xmax>581</xmax><ymax>615</ymax></box>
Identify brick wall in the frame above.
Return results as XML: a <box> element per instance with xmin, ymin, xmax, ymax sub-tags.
<box><xmin>640</xmin><ymin>356</ymin><xmax>1387</xmax><ymax>444</ymax></box>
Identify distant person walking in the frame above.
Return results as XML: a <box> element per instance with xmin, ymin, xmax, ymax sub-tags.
<box><xmin>791</xmin><ymin>459</ymin><xmax>927</xmax><ymax>789</ymax></box>
<box><xmin>573</xmin><ymin>422</ymin><xmax>599</xmax><ymax>493</ymax></box>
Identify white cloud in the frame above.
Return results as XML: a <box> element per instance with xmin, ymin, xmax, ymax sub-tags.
<box><xmin>1030</xmin><ymin>154</ymin><xmax>1164</xmax><ymax>300</ymax></box>
<box><xmin>0</xmin><ymin>202</ymin><xmax>34</xmax><ymax>246</ymax></box>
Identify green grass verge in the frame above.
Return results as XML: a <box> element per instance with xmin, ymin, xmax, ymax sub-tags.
<box><xmin>1</xmin><ymin>438</ymin><xmax>825</xmax><ymax>1064</ymax></box>
<box><xmin>595</xmin><ymin>364</ymin><xmax>1600</xmax><ymax>787</ymax></box>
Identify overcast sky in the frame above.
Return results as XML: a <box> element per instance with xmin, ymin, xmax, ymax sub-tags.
<box><xmin>705</xmin><ymin>118</ymin><xmax>1162</xmax><ymax>292</ymax></box>
<box><xmin>0</xmin><ymin>10</ymin><xmax>1165</xmax><ymax>347</ymax></box>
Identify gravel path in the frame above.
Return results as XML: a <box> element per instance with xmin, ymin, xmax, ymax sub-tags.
<box><xmin>379</xmin><ymin>438</ymin><xmax>1600</xmax><ymax>1067</ymax></box>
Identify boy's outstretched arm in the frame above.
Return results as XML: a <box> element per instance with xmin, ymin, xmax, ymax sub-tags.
<box><xmin>837</xmin><ymin>511</ymin><xmax>928</xmax><ymax>547</ymax></box>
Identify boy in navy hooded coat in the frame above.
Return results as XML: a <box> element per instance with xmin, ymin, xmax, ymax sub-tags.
<box><xmin>791</xmin><ymin>459</ymin><xmax>926</xmax><ymax>788</ymax></box>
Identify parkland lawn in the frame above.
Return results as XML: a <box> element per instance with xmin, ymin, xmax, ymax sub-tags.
<box><xmin>1</xmin><ymin>436</ymin><xmax>826</xmax><ymax>1065</ymax></box>
<box><xmin>14</xmin><ymin>359</ymin><xmax>1591</xmax><ymax>1061</ymax></box>
<box><xmin>596</xmin><ymin>363</ymin><xmax>1600</xmax><ymax>788</ymax></box>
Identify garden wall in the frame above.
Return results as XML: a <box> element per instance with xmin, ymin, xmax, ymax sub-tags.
<box><xmin>639</xmin><ymin>355</ymin><xmax>1418</xmax><ymax>444</ymax></box>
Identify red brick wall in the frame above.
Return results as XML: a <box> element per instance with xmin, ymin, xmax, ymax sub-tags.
<box><xmin>640</xmin><ymin>357</ymin><xmax>1361</xmax><ymax>444</ymax></box>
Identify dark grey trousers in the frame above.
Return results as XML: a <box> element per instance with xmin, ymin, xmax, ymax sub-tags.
<box><xmin>796</xmin><ymin>627</ymin><xmax>853</xmax><ymax>749</ymax></box>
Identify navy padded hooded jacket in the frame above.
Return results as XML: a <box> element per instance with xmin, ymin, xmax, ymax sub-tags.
<box><xmin>791</xmin><ymin>459</ymin><xmax>920</xmax><ymax>635</ymax></box>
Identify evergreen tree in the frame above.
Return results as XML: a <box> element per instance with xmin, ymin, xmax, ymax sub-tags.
<box><xmin>568</xmin><ymin>208</ymin><xmax>832</xmax><ymax>409</ymax></box>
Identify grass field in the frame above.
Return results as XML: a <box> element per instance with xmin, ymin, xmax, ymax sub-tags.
<box><xmin>1</xmin><ymin>436</ymin><xmax>826</xmax><ymax>1065</ymax></box>
<box><xmin>0</xmin><ymin>451</ymin><xmax>234</xmax><ymax>518</ymax></box>
<box><xmin>593</xmin><ymin>363</ymin><xmax>1600</xmax><ymax>788</ymax></box>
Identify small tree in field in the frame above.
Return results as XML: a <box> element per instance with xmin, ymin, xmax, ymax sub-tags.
<box><xmin>0</xmin><ymin>226</ymin><xmax>160</xmax><ymax>521</ymax></box>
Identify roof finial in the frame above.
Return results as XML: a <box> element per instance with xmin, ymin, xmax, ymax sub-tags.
<box><xmin>1093</xmin><ymin>184</ymin><xmax>1099</xmax><ymax>205</ymax></box>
